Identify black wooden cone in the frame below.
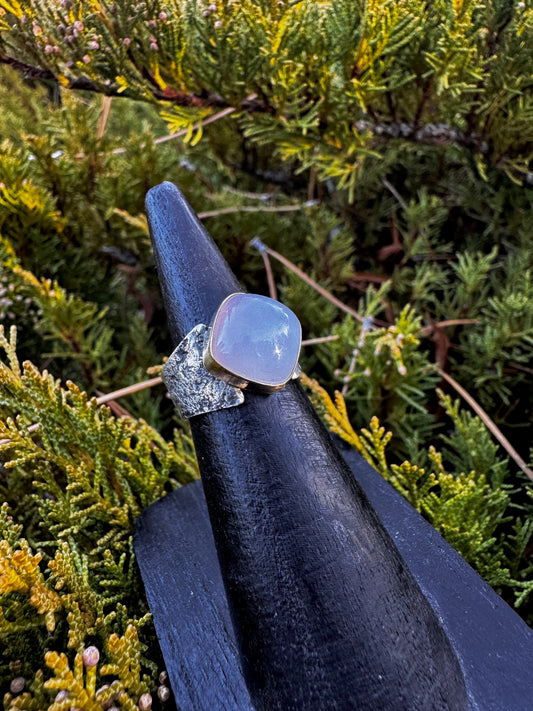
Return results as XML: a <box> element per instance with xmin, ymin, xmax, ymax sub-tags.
<box><xmin>145</xmin><ymin>181</ymin><xmax>469</xmax><ymax>711</ymax></box>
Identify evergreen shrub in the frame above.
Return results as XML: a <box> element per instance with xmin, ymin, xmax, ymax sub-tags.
<box><xmin>0</xmin><ymin>0</ymin><xmax>533</xmax><ymax>705</ymax></box>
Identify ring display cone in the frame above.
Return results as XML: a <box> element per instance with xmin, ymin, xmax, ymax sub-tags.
<box><xmin>141</xmin><ymin>181</ymin><xmax>469</xmax><ymax>711</ymax></box>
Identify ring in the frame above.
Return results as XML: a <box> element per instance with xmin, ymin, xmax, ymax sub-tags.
<box><xmin>162</xmin><ymin>293</ymin><xmax>302</xmax><ymax>419</ymax></box>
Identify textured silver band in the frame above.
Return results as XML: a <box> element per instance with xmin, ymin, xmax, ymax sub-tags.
<box><xmin>161</xmin><ymin>324</ymin><xmax>245</xmax><ymax>419</ymax></box>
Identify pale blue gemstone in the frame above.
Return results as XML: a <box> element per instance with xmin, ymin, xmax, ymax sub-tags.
<box><xmin>210</xmin><ymin>293</ymin><xmax>301</xmax><ymax>387</ymax></box>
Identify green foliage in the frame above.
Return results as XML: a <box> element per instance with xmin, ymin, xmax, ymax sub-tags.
<box><xmin>1</xmin><ymin>0</ymin><xmax>533</xmax><ymax>701</ymax></box>
<box><xmin>304</xmin><ymin>376</ymin><xmax>533</xmax><ymax>617</ymax></box>
<box><xmin>313</xmin><ymin>296</ymin><xmax>440</xmax><ymax>462</ymax></box>
<box><xmin>0</xmin><ymin>324</ymin><xmax>197</xmax><ymax>700</ymax></box>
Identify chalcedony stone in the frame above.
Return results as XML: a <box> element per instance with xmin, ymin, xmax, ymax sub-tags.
<box><xmin>209</xmin><ymin>293</ymin><xmax>301</xmax><ymax>387</ymax></box>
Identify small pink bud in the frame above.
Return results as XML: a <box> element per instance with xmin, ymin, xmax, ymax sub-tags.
<box><xmin>45</xmin><ymin>44</ymin><xmax>54</xmax><ymax>53</ymax></box>
<box><xmin>88</xmin><ymin>40</ymin><xmax>99</xmax><ymax>49</ymax></box>
<box><xmin>123</xmin><ymin>37</ymin><xmax>131</xmax><ymax>46</ymax></box>
<box><xmin>20</xmin><ymin>14</ymin><xmax>27</xmax><ymax>23</ymax></box>
<box><xmin>158</xmin><ymin>685</ymin><xmax>170</xmax><ymax>702</ymax></box>
<box><xmin>363</xmin><ymin>368</ymin><xmax>372</xmax><ymax>377</ymax></box>
<box><xmin>55</xmin><ymin>691</ymin><xmax>69</xmax><ymax>702</ymax></box>
<box><xmin>82</xmin><ymin>645</ymin><xmax>99</xmax><ymax>667</ymax></box>
<box><xmin>10</xmin><ymin>677</ymin><xmax>25</xmax><ymax>694</ymax></box>
<box><xmin>214</xmin><ymin>19</ymin><xmax>222</xmax><ymax>28</ymax></box>
<box><xmin>139</xmin><ymin>693</ymin><xmax>152</xmax><ymax>711</ymax></box>
<box><xmin>32</xmin><ymin>24</ymin><xmax>41</xmax><ymax>35</ymax></box>
<box><xmin>74</xmin><ymin>20</ymin><xmax>84</xmax><ymax>31</ymax></box>
<box><xmin>148</xmin><ymin>19</ymin><xmax>156</xmax><ymax>28</ymax></box>
<box><xmin>61</xmin><ymin>0</ymin><xmax>72</xmax><ymax>8</ymax></box>
<box><xmin>82</xmin><ymin>54</ymin><xmax>91</xmax><ymax>63</ymax></box>
<box><xmin>159</xmin><ymin>11</ymin><xmax>167</xmax><ymax>21</ymax></box>
<box><xmin>208</xmin><ymin>3</ymin><xmax>217</xmax><ymax>10</ymax></box>
<box><xmin>202</xmin><ymin>9</ymin><xmax>210</xmax><ymax>16</ymax></box>
<box><xmin>149</xmin><ymin>34</ymin><xmax>156</xmax><ymax>42</ymax></box>
<box><xmin>398</xmin><ymin>364</ymin><xmax>407</xmax><ymax>376</ymax></box>
<box><xmin>150</xmin><ymin>42</ymin><xmax>158</xmax><ymax>50</ymax></box>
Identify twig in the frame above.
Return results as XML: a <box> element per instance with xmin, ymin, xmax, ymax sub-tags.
<box><xmin>341</xmin><ymin>354</ymin><xmax>357</xmax><ymax>397</ymax></box>
<box><xmin>301</xmin><ymin>335</ymin><xmax>340</xmax><ymax>346</ymax></box>
<box><xmin>382</xmin><ymin>178</ymin><xmax>408</xmax><ymax>210</ymax></box>
<box><xmin>250</xmin><ymin>237</ymin><xmax>366</xmax><ymax>324</ymax></box>
<box><xmin>94</xmin><ymin>377</ymin><xmax>162</xmax><ymax>405</ymax></box>
<box><xmin>262</xmin><ymin>251</ymin><xmax>278</xmax><ymax>301</ymax></box>
<box><xmin>90</xmin><ymin>106</ymin><xmax>237</xmax><ymax>158</ymax></box>
<box><xmin>355</xmin><ymin>120</ymin><xmax>489</xmax><ymax>155</ymax></box>
<box><xmin>248</xmin><ymin>234</ymin><xmax>277</xmax><ymax>300</ymax></box>
<box><xmin>420</xmin><ymin>319</ymin><xmax>479</xmax><ymax>337</ymax></box>
<box><xmin>222</xmin><ymin>186</ymin><xmax>274</xmax><ymax>201</ymax></box>
<box><xmin>438</xmin><ymin>368</ymin><xmax>533</xmax><ymax>482</ymax></box>
<box><xmin>198</xmin><ymin>203</ymin><xmax>311</xmax><ymax>219</ymax></box>
<box><xmin>96</xmin><ymin>95</ymin><xmax>113</xmax><ymax>140</ymax></box>
<box><xmin>508</xmin><ymin>362</ymin><xmax>533</xmax><ymax>376</ymax></box>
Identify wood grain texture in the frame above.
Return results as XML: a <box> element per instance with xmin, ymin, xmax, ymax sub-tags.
<box><xmin>144</xmin><ymin>182</ymin><xmax>469</xmax><ymax>710</ymax></box>
<box><xmin>135</xmin><ymin>442</ymin><xmax>533</xmax><ymax>711</ymax></box>
<box><xmin>135</xmin><ymin>483</ymin><xmax>255</xmax><ymax>711</ymax></box>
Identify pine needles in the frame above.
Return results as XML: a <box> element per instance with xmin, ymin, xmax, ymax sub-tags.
<box><xmin>1</xmin><ymin>0</ymin><xmax>533</xmax><ymax>702</ymax></box>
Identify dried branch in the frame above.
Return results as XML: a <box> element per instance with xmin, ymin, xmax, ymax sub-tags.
<box><xmin>96</xmin><ymin>96</ymin><xmax>113</xmax><ymax>141</ymax></box>
<box><xmin>301</xmin><ymin>335</ymin><xmax>340</xmax><ymax>346</ymax></box>
<box><xmin>0</xmin><ymin>53</ymin><xmax>271</xmax><ymax>112</ymax></box>
<box><xmin>250</xmin><ymin>237</ymin><xmax>368</xmax><ymax>325</ymax></box>
<box><xmin>261</xmin><ymin>250</ymin><xmax>278</xmax><ymax>301</ymax></box>
<box><xmin>438</xmin><ymin>369</ymin><xmax>533</xmax><ymax>482</ymax></box>
<box><xmin>198</xmin><ymin>204</ymin><xmax>311</xmax><ymax>219</ymax></box>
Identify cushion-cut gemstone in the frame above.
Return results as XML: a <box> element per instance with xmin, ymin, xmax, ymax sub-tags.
<box><xmin>209</xmin><ymin>293</ymin><xmax>301</xmax><ymax>387</ymax></box>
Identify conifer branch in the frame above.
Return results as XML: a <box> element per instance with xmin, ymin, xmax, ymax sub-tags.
<box><xmin>0</xmin><ymin>56</ymin><xmax>497</xmax><ymax>162</ymax></box>
<box><xmin>252</xmin><ymin>245</ymin><xmax>531</xmax><ymax>480</ymax></box>
<box><xmin>0</xmin><ymin>377</ymin><xmax>164</xmax><ymax>447</ymax></box>
<box><xmin>0</xmin><ymin>53</ymin><xmax>272</xmax><ymax>111</ymax></box>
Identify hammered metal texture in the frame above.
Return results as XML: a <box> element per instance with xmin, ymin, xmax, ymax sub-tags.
<box><xmin>162</xmin><ymin>324</ymin><xmax>244</xmax><ymax>419</ymax></box>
